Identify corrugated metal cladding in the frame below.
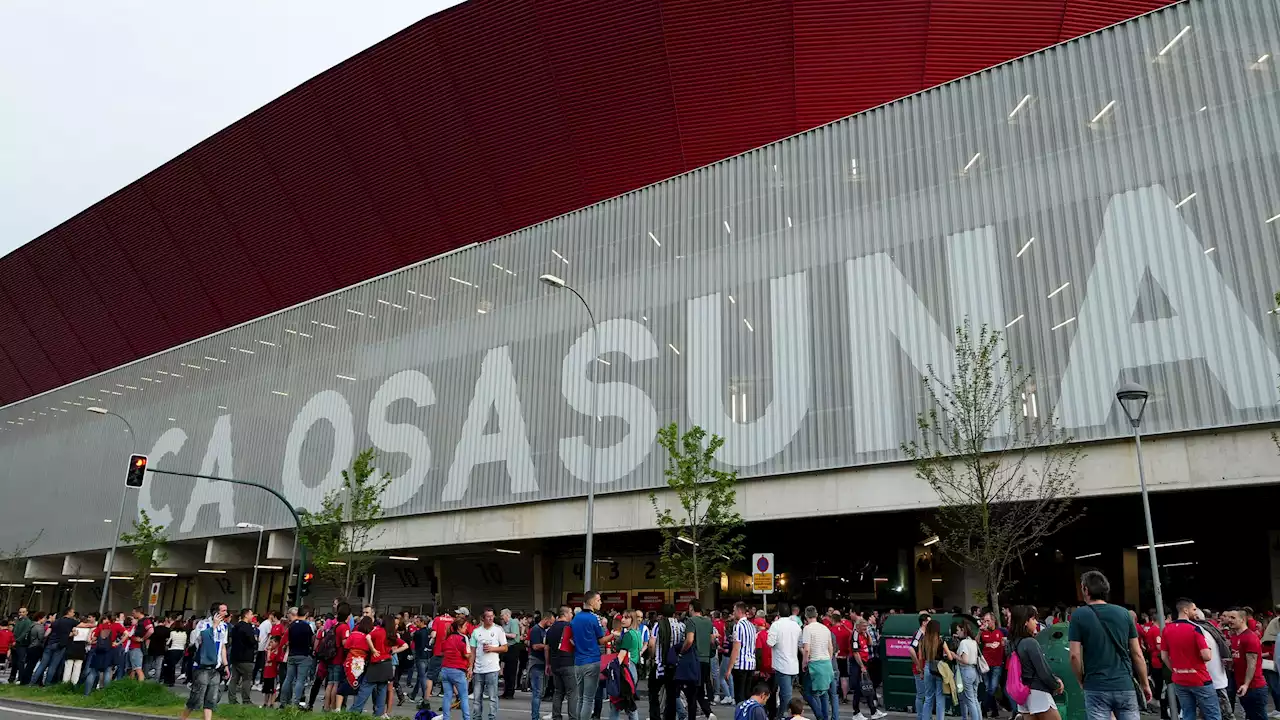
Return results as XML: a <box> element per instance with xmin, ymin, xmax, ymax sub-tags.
<box><xmin>0</xmin><ymin>0</ymin><xmax>1173</xmax><ymax>406</ymax></box>
<box><xmin>0</xmin><ymin>0</ymin><xmax>1276</xmax><ymax>557</ymax></box>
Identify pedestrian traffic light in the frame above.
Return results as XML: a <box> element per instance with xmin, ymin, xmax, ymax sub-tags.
<box><xmin>125</xmin><ymin>454</ymin><xmax>148</xmax><ymax>488</ymax></box>
<box><xmin>301</xmin><ymin>571</ymin><xmax>313</xmax><ymax>597</ymax></box>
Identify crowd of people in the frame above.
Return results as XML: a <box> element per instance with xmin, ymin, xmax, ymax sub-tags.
<box><xmin>2</xmin><ymin>575</ymin><xmax>1280</xmax><ymax>720</ymax></box>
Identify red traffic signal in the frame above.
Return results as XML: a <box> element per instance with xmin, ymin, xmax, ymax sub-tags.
<box><xmin>303</xmin><ymin>572</ymin><xmax>314</xmax><ymax>582</ymax></box>
<box><xmin>125</xmin><ymin>454</ymin><xmax>148</xmax><ymax>488</ymax></box>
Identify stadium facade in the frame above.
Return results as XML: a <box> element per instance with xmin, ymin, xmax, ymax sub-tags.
<box><xmin>1</xmin><ymin>0</ymin><xmax>1278</xmax><ymax>614</ymax></box>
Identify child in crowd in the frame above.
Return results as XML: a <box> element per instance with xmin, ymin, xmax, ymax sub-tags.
<box><xmin>261</xmin><ymin>636</ymin><xmax>284</xmax><ymax>708</ymax></box>
<box><xmin>0</xmin><ymin>619</ymin><xmax>13</xmax><ymax>671</ymax></box>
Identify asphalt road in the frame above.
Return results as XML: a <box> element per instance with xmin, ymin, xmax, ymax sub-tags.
<box><xmin>0</xmin><ymin>702</ymin><xmax>157</xmax><ymax>720</ymax></box>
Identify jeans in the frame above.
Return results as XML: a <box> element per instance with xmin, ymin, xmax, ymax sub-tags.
<box><xmin>353</xmin><ymin>680</ymin><xmax>389</xmax><ymax>715</ymax></box>
<box><xmin>144</xmin><ymin>654</ymin><xmax>164</xmax><ymax>681</ymax></box>
<box><xmin>186</xmin><ymin>667</ymin><xmax>222</xmax><ymax>712</ymax></box>
<box><xmin>1239</xmin><ymin>686</ymin><xmax>1268</xmax><ymax>720</ymax></box>
<box><xmin>774</xmin><ymin>674</ymin><xmax>797</xmax><ymax>720</ymax></box>
<box><xmin>474</xmin><ymin>671</ymin><xmax>500</xmax><ymax>720</ymax></box>
<box><xmin>82</xmin><ymin>665</ymin><xmax>112</xmax><ymax>695</ymax></box>
<box><xmin>37</xmin><ymin>645</ymin><xmax>66</xmax><ymax>686</ymax></box>
<box><xmin>554</xmin><ymin>667</ymin><xmax>575</xmax><ymax>720</ymax></box>
<box><xmin>827</xmin><ymin>673</ymin><xmax>841</xmax><ymax>720</ymax></box>
<box><xmin>958</xmin><ymin>666</ymin><xmax>982</xmax><ymax>720</ymax></box>
<box><xmin>228</xmin><ymin>661</ymin><xmax>255</xmax><ymax>704</ymax></box>
<box><xmin>531</xmin><ymin>666</ymin><xmax>545</xmax><ymax>720</ymax></box>
<box><xmin>715</xmin><ymin>656</ymin><xmax>733</xmax><ymax>701</ymax></box>
<box><xmin>574</xmin><ymin>662</ymin><xmax>602</xmax><ymax>720</ymax></box>
<box><xmin>414</xmin><ymin>657</ymin><xmax>431</xmax><ymax>699</ymax></box>
<box><xmin>1084</xmin><ymin>688</ymin><xmax>1140</xmax><ymax>720</ymax></box>
<box><xmin>915</xmin><ymin>672</ymin><xmax>927</xmax><ymax>720</ymax></box>
<box><xmin>279</xmin><ymin>655</ymin><xmax>315</xmax><ymax>707</ymax></box>
<box><xmin>442</xmin><ymin>667</ymin><xmax>471</xmax><ymax>720</ymax></box>
<box><xmin>982</xmin><ymin>666</ymin><xmax>1004</xmax><ymax>716</ymax></box>
<box><xmin>808</xmin><ymin>680</ymin><xmax>831</xmax><ymax>720</ymax></box>
<box><xmin>922</xmin><ymin>671</ymin><xmax>945</xmax><ymax>720</ymax></box>
<box><xmin>1265</xmin><ymin>670</ymin><xmax>1280</xmax><ymax>712</ymax></box>
<box><xmin>1175</xmin><ymin>683</ymin><xmax>1222</xmax><ymax>720</ymax></box>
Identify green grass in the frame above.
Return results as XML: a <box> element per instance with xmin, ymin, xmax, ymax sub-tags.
<box><xmin>0</xmin><ymin>680</ymin><xmax>371</xmax><ymax>720</ymax></box>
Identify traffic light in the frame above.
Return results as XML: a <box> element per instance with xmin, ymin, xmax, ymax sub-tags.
<box><xmin>125</xmin><ymin>454</ymin><xmax>148</xmax><ymax>488</ymax></box>
<box><xmin>301</xmin><ymin>571</ymin><xmax>313</xmax><ymax>597</ymax></box>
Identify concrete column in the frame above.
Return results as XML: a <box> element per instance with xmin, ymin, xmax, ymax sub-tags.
<box><xmin>533</xmin><ymin>553</ymin><xmax>545</xmax><ymax>611</ymax></box>
<box><xmin>433</xmin><ymin>558</ymin><xmax>444</xmax><ymax>611</ymax></box>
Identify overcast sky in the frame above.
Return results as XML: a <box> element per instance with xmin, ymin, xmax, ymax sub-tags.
<box><xmin>0</xmin><ymin>0</ymin><xmax>463</xmax><ymax>258</ymax></box>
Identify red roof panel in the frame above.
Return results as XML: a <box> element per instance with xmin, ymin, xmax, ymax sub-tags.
<box><xmin>0</xmin><ymin>0</ymin><xmax>1174</xmax><ymax>405</ymax></box>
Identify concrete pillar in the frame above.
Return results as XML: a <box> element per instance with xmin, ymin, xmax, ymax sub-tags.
<box><xmin>433</xmin><ymin>559</ymin><xmax>444</xmax><ymax>611</ymax></box>
<box><xmin>533</xmin><ymin>553</ymin><xmax>545</xmax><ymax>611</ymax></box>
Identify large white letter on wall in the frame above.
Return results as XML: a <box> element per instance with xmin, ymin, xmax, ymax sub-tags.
<box><xmin>559</xmin><ymin>318</ymin><xmax>659</xmax><ymax>483</ymax></box>
<box><xmin>281</xmin><ymin>390</ymin><xmax>355</xmax><ymax>512</ymax></box>
<box><xmin>368</xmin><ymin>369</ymin><xmax>435</xmax><ymax>508</ymax></box>
<box><xmin>138</xmin><ymin>427</ymin><xmax>186</xmax><ymax>526</ymax></box>
<box><xmin>179</xmin><ymin>414</ymin><xmax>236</xmax><ymax>532</ymax></box>
<box><xmin>443</xmin><ymin>346</ymin><xmax>538</xmax><ymax>502</ymax></box>
<box><xmin>1058</xmin><ymin>186</ymin><xmax>1280</xmax><ymax>427</ymax></box>
<box><xmin>687</xmin><ymin>271</ymin><xmax>811</xmax><ymax>467</ymax></box>
<box><xmin>847</xmin><ymin>226</ymin><xmax>1004</xmax><ymax>454</ymax></box>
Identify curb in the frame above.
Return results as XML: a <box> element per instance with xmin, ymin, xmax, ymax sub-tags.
<box><xmin>0</xmin><ymin>696</ymin><xmax>174</xmax><ymax>719</ymax></box>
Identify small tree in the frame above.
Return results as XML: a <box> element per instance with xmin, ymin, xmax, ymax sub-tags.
<box><xmin>299</xmin><ymin>448</ymin><xmax>391</xmax><ymax>601</ymax></box>
<box><xmin>120</xmin><ymin>509</ymin><xmax>168</xmax><ymax>606</ymax></box>
<box><xmin>649</xmin><ymin>423</ymin><xmax>745</xmax><ymax>598</ymax></box>
<box><xmin>902</xmin><ymin>321</ymin><xmax>1082</xmax><ymax>619</ymax></box>
<box><xmin>0</xmin><ymin>531</ymin><xmax>43</xmax><ymax>614</ymax></box>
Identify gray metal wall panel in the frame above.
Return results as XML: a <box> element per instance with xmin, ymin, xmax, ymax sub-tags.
<box><xmin>1</xmin><ymin>0</ymin><xmax>1278</xmax><ymax>556</ymax></box>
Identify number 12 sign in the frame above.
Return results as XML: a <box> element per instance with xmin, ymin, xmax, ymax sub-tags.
<box><xmin>752</xmin><ymin>553</ymin><xmax>775</xmax><ymax>594</ymax></box>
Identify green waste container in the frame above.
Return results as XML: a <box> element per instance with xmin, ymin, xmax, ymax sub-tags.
<box><xmin>879</xmin><ymin>613</ymin><xmax>981</xmax><ymax>714</ymax></box>
<box><xmin>1037</xmin><ymin>622</ymin><xmax>1085</xmax><ymax>720</ymax></box>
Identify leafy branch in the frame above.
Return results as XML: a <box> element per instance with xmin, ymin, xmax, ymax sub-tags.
<box><xmin>901</xmin><ymin>320</ymin><xmax>1082</xmax><ymax>618</ymax></box>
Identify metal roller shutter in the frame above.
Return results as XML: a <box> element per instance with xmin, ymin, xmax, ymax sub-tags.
<box><xmin>441</xmin><ymin>555</ymin><xmax>534</xmax><ymax>615</ymax></box>
<box><xmin>368</xmin><ymin>562</ymin><xmax>439</xmax><ymax>616</ymax></box>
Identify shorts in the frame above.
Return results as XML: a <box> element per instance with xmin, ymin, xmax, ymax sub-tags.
<box><xmin>327</xmin><ymin>664</ymin><xmax>344</xmax><ymax>684</ymax></box>
<box><xmin>262</xmin><ymin>676</ymin><xmax>276</xmax><ymax>694</ymax></box>
<box><xmin>837</xmin><ymin>658</ymin><xmax>848</xmax><ymax>678</ymax></box>
<box><xmin>186</xmin><ymin>666</ymin><xmax>221</xmax><ymax>712</ymax></box>
<box><xmin>426</xmin><ymin>654</ymin><xmax>443</xmax><ymax>683</ymax></box>
<box><xmin>127</xmin><ymin>648</ymin><xmax>144</xmax><ymax>670</ymax></box>
<box><xmin>1018</xmin><ymin>689</ymin><xmax>1056</xmax><ymax>714</ymax></box>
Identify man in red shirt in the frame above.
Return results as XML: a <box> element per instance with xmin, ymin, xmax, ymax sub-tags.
<box><xmin>830</xmin><ymin>612</ymin><xmax>853</xmax><ymax>700</ymax></box>
<box><xmin>1226</xmin><ymin>609</ymin><xmax>1268</xmax><ymax>720</ymax></box>
<box><xmin>1162</xmin><ymin>598</ymin><xmax>1221</xmax><ymax>720</ymax></box>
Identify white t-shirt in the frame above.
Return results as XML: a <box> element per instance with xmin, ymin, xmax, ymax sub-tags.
<box><xmin>258</xmin><ymin>620</ymin><xmax>273</xmax><ymax>652</ymax></box>
<box><xmin>801</xmin><ymin>622</ymin><xmax>832</xmax><ymax>661</ymax></box>
<box><xmin>768</xmin><ymin>618</ymin><xmax>801</xmax><ymax>675</ymax></box>
<box><xmin>957</xmin><ymin>638</ymin><xmax>979</xmax><ymax>666</ymax></box>
<box><xmin>470</xmin><ymin>624</ymin><xmax>508</xmax><ymax>674</ymax></box>
<box><xmin>1204</xmin><ymin>631</ymin><xmax>1228</xmax><ymax>690</ymax></box>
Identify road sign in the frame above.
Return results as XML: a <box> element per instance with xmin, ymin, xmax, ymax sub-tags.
<box><xmin>148</xmin><ymin>581</ymin><xmax>161</xmax><ymax>611</ymax></box>
<box><xmin>752</xmin><ymin>553</ymin><xmax>775</xmax><ymax>594</ymax></box>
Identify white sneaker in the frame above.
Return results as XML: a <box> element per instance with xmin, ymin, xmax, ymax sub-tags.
<box><xmin>1268</xmin><ymin>713</ymin><xmax>1280</xmax><ymax>720</ymax></box>
<box><xmin>707</xmin><ymin>714</ymin><xmax>717</xmax><ymax>720</ymax></box>
<box><xmin>872</xmin><ymin>712</ymin><xmax>889</xmax><ymax>719</ymax></box>
<box><xmin>852</xmin><ymin>713</ymin><xmax>868</xmax><ymax>720</ymax></box>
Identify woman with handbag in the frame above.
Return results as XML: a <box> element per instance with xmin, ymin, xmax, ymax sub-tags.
<box><xmin>919</xmin><ymin>619</ymin><xmax>956</xmax><ymax>720</ymax></box>
<box><xmin>853</xmin><ymin>618</ymin><xmax>887</xmax><ymax>720</ymax></box>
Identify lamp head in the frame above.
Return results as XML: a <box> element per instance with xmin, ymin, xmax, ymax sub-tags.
<box><xmin>1114</xmin><ymin>381</ymin><xmax>1150</xmax><ymax>427</ymax></box>
<box><xmin>87</xmin><ymin>407</ymin><xmax>108</xmax><ymax>415</ymax></box>
<box><xmin>538</xmin><ymin>274</ymin><xmax>566</xmax><ymax>289</ymax></box>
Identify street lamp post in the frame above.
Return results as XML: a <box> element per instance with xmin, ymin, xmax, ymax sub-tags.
<box><xmin>87</xmin><ymin>407</ymin><xmax>136</xmax><ymax>618</ymax></box>
<box><xmin>237</xmin><ymin>522</ymin><xmax>265</xmax><ymax>610</ymax></box>
<box><xmin>539</xmin><ymin>273</ymin><xmax>600</xmax><ymax>594</ymax></box>
<box><xmin>1115</xmin><ymin>381</ymin><xmax>1172</xmax><ymax>712</ymax></box>
<box><xmin>1114</xmin><ymin>381</ymin><xmax>1165</xmax><ymax>625</ymax></box>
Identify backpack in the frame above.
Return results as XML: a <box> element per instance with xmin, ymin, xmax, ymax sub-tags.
<box><xmin>316</xmin><ymin>628</ymin><xmax>339</xmax><ymax>662</ymax></box>
<box><xmin>1005</xmin><ymin>639</ymin><xmax>1032</xmax><ymax>707</ymax></box>
<box><xmin>95</xmin><ymin>627</ymin><xmax>114</xmax><ymax>652</ymax></box>
<box><xmin>28</xmin><ymin>623</ymin><xmax>45</xmax><ymax>650</ymax></box>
